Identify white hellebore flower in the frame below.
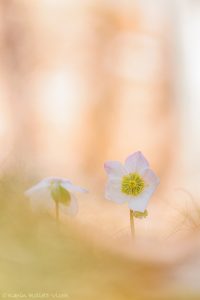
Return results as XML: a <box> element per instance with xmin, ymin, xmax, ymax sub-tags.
<box><xmin>25</xmin><ymin>177</ymin><xmax>87</xmax><ymax>216</ymax></box>
<box><xmin>104</xmin><ymin>151</ymin><xmax>160</xmax><ymax>213</ymax></box>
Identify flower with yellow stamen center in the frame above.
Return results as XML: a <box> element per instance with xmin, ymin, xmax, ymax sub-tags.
<box><xmin>104</xmin><ymin>151</ymin><xmax>160</xmax><ymax>237</ymax></box>
<box><xmin>104</xmin><ymin>151</ymin><xmax>159</xmax><ymax>213</ymax></box>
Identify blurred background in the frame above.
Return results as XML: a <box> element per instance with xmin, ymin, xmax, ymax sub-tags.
<box><xmin>0</xmin><ymin>0</ymin><xmax>175</xmax><ymax>177</ymax></box>
<box><xmin>1</xmin><ymin>0</ymin><xmax>200</xmax><ymax>299</ymax></box>
<box><xmin>0</xmin><ymin>0</ymin><xmax>199</xmax><ymax>236</ymax></box>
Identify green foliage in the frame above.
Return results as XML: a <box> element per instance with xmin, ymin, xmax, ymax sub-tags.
<box><xmin>133</xmin><ymin>210</ymin><xmax>148</xmax><ymax>219</ymax></box>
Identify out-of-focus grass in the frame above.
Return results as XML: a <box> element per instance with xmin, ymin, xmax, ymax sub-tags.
<box><xmin>0</xmin><ymin>172</ymin><xmax>199</xmax><ymax>300</ymax></box>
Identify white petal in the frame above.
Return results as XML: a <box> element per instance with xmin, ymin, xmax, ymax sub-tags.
<box><xmin>105</xmin><ymin>179</ymin><xmax>130</xmax><ymax>204</ymax></box>
<box><xmin>128</xmin><ymin>185</ymin><xmax>157</xmax><ymax>212</ymax></box>
<box><xmin>42</xmin><ymin>177</ymin><xmax>71</xmax><ymax>185</ymax></box>
<box><xmin>28</xmin><ymin>188</ymin><xmax>53</xmax><ymax>212</ymax></box>
<box><xmin>142</xmin><ymin>168</ymin><xmax>160</xmax><ymax>187</ymax></box>
<box><xmin>25</xmin><ymin>180</ymin><xmax>50</xmax><ymax>197</ymax></box>
<box><xmin>128</xmin><ymin>168</ymin><xmax>159</xmax><ymax>212</ymax></box>
<box><xmin>104</xmin><ymin>161</ymin><xmax>125</xmax><ymax>179</ymax></box>
<box><xmin>125</xmin><ymin>151</ymin><xmax>149</xmax><ymax>174</ymax></box>
<box><xmin>42</xmin><ymin>177</ymin><xmax>58</xmax><ymax>183</ymax></box>
<box><xmin>61</xmin><ymin>181</ymin><xmax>88</xmax><ymax>193</ymax></box>
<box><xmin>25</xmin><ymin>180</ymin><xmax>54</xmax><ymax>212</ymax></box>
<box><xmin>60</xmin><ymin>195</ymin><xmax>78</xmax><ymax>216</ymax></box>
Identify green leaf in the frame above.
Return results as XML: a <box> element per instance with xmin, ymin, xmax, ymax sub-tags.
<box><xmin>133</xmin><ymin>210</ymin><xmax>148</xmax><ymax>219</ymax></box>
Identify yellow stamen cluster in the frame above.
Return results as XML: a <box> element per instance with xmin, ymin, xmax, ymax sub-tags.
<box><xmin>121</xmin><ymin>173</ymin><xmax>145</xmax><ymax>196</ymax></box>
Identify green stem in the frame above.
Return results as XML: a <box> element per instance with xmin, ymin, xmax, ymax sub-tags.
<box><xmin>130</xmin><ymin>209</ymin><xmax>135</xmax><ymax>238</ymax></box>
<box><xmin>55</xmin><ymin>201</ymin><xmax>59</xmax><ymax>224</ymax></box>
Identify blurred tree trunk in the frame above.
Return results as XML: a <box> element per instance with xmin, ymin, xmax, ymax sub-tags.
<box><xmin>173</xmin><ymin>0</ymin><xmax>200</xmax><ymax>193</ymax></box>
<box><xmin>79</xmin><ymin>3</ymin><xmax>122</xmax><ymax>176</ymax></box>
<box><xmin>80</xmin><ymin>0</ymin><xmax>174</xmax><ymax>183</ymax></box>
<box><xmin>0</xmin><ymin>0</ymin><xmax>38</xmax><ymax>166</ymax></box>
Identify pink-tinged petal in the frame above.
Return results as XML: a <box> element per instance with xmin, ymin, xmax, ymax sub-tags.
<box><xmin>143</xmin><ymin>169</ymin><xmax>160</xmax><ymax>187</ymax></box>
<box><xmin>104</xmin><ymin>161</ymin><xmax>125</xmax><ymax>179</ymax></box>
<box><xmin>105</xmin><ymin>179</ymin><xmax>130</xmax><ymax>204</ymax></box>
<box><xmin>128</xmin><ymin>186</ymin><xmax>156</xmax><ymax>212</ymax></box>
<box><xmin>61</xmin><ymin>195</ymin><xmax>78</xmax><ymax>216</ymax></box>
<box><xmin>125</xmin><ymin>151</ymin><xmax>149</xmax><ymax>174</ymax></box>
<box><xmin>61</xmin><ymin>181</ymin><xmax>88</xmax><ymax>193</ymax></box>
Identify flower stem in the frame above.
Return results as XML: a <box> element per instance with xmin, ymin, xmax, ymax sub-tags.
<box><xmin>130</xmin><ymin>209</ymin><xmax>135</xmax><ymax>238</ymax></box>
<box><xmin>55</xmin><ymin>201</ymin><xmax>59</xmax><ymax>224</ymax></box>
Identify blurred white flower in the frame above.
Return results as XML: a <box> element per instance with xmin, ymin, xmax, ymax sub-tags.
<box><xmin>25</xmin><ymin>177</ymin><xmax>88</xmax><ymax>216</ymax></box>
<box><xmin>104</xmin><ymin>151</ymin><xmax>159</xmax><ymax>213</ymax></box>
